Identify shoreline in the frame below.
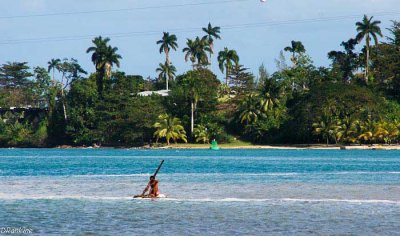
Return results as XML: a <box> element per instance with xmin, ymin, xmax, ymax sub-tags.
<box><xmin>156</xmin><ymin>144</ymin><xmax>400</xmax><ymax>150</ymax></box>
<box><xmin>3</xmin><ymin>144</ymin><xmax>400</xmax><ymax>150</ymax></box>
<box><xmin>53</xmin><ymin>143</ymin><xmax>400</xmax><ymax>150</ymax></box>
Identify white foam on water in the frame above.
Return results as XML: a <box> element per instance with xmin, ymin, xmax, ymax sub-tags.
<box><xmin>0</xmin><ymin>195</ymin><xmax>132</xmax><ymax>200</ymax></box>
<box><xmin>1</xmin><ymin>195</ymin><xmax>398</xmax><ymax>204</ymax></box>
<box><xmin>161</xmin><ymin>198</ymin><xmax>400</xmax><ymax>204</ymax></box>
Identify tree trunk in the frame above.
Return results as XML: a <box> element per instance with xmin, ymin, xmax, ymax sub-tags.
<box><xmin>365</xmin><ymin>37</ymin><xmax>370</xmax><ymax>83</ymax></box>
<box><xmin>61</xmin><ymin>74</ymin><xmax>67</xmax><ymax>122</ymax></box>
<box><xmin>166</xmin><ymin>75</ymin><xmax>169</xmax><ymax>91</ymax></box>
<box><xmin>165</xmin><ymin>49</ymin><xmax>170</xmax><ymax>65</ymax></box>
<box><xmin>105</xmin><ymin>63</ymin><xmax>112</xmax><ymax>80</ymax></box>
<box><xmin>191</xmin><ymin>102</ymin><xmax>194</xmax><ymax>135</ymax></box>
<box><xmin>225</xmin><ymin>66</ymin><xmax>229</xmax><ymax>85</ymax></box>
<box><xmin>209</xmin><ymin>43</ymin><xmax>213</xmax><ymax>70</ymax></box>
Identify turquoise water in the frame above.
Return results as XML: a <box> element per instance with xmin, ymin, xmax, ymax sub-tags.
<box><xmin>1</xmin><ymin>149</ymin><xmax>399</xmax><ymax>235</ymax></box>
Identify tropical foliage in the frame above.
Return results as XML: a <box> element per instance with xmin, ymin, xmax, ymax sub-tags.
<box><xmin>1</xmin><ymin>17</ymin><xmax>400</xmax><ymax>147</ymax></box>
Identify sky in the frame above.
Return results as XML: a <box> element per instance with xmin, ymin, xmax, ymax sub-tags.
<box><xmin>0</xmin><ymin>0</ymin><xmax>399</xmax><ymax>81</ymax></box>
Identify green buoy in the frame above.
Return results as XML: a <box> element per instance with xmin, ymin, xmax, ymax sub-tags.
<box><xmin>210</xmin><ymin>139</ymin><xmax>220</xmax><ymax>150</ymax></box>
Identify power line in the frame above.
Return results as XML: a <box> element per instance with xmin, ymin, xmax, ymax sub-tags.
<box><xmin>0</xmin><ymin>0</ymin><xmax>250</xmax><ymax>19</ymax></box>
<box><xmin>0</xmin><ymin>11</ymin><xmax>399</xmax><ymax>45</ymax></box>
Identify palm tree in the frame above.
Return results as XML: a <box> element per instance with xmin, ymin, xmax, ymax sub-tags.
<box><xmin>47</xmin><ymin>58</ymin><xmax>61</xmax><ymax>81</ymax></box>
<box><xmin>336</xmin><ymin>117</ymin><xmax>356</xmax><ymax>143</ymax></box>
<box><xmin>357</xmin><ymin>117</ymin><xmax>376</xmax><ymax>143</ymax></box>
<box><xmin>153</xmin><ymin>114</ymin><xmax>187</xmax><ymax>145</ymax></box>
<box><xmin>193</xmin><ymin>124</ymin><xmax>209</xmax><ymax>144</ymax></box>
<box><xmin>183</xmin><ymin>37</ymin><xmax>210</xmax><ymax>68</ymax></box>
<box><xmin>373</xmin><ymin>121</ymin><xmax>399</xmax><ymax>144</ymax></box>
<box><xmin>238</xmin><ymin>93</ymin><xmax>261</xmax><ymax>125</ymax></box>
<box><xmin>102</xmin><ymin>45</ymin><xmax>122</xmax><ymax>80</ymax></box>
<box><xmin>218</xmin><ymin>47</ymin><xmax>239</xmax><ymax>85</ymax></box>
<box><xmin>356</xmin><ymin>15</ymin><xmax>383</xmax><ymax>83</ymax></box>
<box><xmin>156</xmin><ymin>62</ymin><xmax>176</xmax><ymax>90</ymax></box>
<box><xmin>86</xmin><ymin>36</ymin><xmax>122</xmax><ymax>95</ymax></box>
<box><xmin>259</xmin><ymin>77</ymin><xmax>281</xmax><ymax>112</ymax></box>
<box><xmin>86</xmin><ymin>36</ymin><xmax>110</xmax><ymax>71</ymax></box>
<box><xmin>312</xmin><ymin>116</ymin><xmax>340</xmax><ymax>145</ymax></box>
<box><xmin>284</xmin><ymin>40</ymin><xmax>306</xmax><ymax>66</ymax></box>
<box><xmin>202</xmin><ymin>23</ymin><xmax>221</xmax><ymax>67</ymax></box>
<box><xmin>157</xmin><ymin>32</ymin><xmax>178</xmax><ymax>65</ymax></box>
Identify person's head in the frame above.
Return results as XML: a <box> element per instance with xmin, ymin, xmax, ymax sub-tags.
<box><xmin>150</xmin><ymin>176</ymin><xmax>155</xmax><ymax>181</ymax></box>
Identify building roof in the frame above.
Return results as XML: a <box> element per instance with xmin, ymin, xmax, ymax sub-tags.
<box><xmin>137</xmin><ymin>90</ymin><xmax>170</xmax><ymax>97</ymax></box>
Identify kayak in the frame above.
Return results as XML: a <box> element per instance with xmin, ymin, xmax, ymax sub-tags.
<box><xmin>133</xmin><ymin>194</ymin><xmax>167</xmax><ymax>199</ymax></box>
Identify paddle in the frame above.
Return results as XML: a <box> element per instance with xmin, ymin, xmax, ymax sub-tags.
<box><xmin>134</xmin><ymin>160</ymin><xmax>164</xmax><ymax>198</ymax></box>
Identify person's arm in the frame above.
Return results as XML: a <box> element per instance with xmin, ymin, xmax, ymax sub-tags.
<box><xmin>141</xmin><ymin>183</ymin><xmax>150</xmax><ymax>196</ymax></box>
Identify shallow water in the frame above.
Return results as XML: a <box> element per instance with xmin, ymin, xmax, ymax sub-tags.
<box><xmin>0</xmin><ymin>149</ymin><xmax>399</xmax><ymax>235</ymax></box>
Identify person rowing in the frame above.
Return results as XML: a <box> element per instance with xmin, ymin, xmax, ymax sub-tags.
<box><xmin>133</xmin><ymin>160</ymin><xmax>165</xmax><ymax>199</ymax></box>
<box><xmin>141</xmin><ymin>175</ymin><xmax>160</xmax><ymax>198</ymax></box>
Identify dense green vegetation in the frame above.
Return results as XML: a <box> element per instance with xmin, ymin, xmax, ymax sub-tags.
<box><xmin>1</xmin><ymin>16</ymin><xmax>400</xmax><ymax>147</ymax></box>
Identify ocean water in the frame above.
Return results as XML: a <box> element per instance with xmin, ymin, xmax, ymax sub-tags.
<box><xmin>0</xmin><ymin>149</ymin><xmax>399</xmax><ymax>235</ymax></box>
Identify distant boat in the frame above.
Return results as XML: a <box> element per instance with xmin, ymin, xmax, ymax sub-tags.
<box><xmin>210</xmin><ymin>139</ymin><xmax>220</xmax><ymax>150</ymax></box>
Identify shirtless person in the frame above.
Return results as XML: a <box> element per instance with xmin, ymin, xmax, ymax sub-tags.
<box><xmin>141</xmin><ymin>176</ymin><xmax>159</xmax><ymax>198</ymax></box>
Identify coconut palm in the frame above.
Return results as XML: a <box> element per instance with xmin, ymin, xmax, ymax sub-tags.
<box><xmin>218</xmin><ymin>47</ymin><xmax>239</xmax><ymax>85</ymax></box>
<box><xmin>202</xmin><ymin>23</ymin><xmax>221</xmax><ymax>66</ymax></box>
<box><xmin>237</xmin><ymin>93</ymin><xmax>261</xmax><ymax>125</ymax></box>
<box><xmin>47</xmin><ymin>58</ymin><xmax>61</xmax><ymax>81</ymax></box>
<box><xmin>373</xmin><ymin>121</ymin><xmax>399</xmax><ymax>144</ymax></box>
<box><xmin>336</xmin><ymin>117</ymin><xmax>356</xmax><ymax>143</ymax></box>
<box><xmin>357</xmin><ymin>117</ymin><xmax>376</xmax><ymax>143</ymax></box>
<box><xmin>153</xmin><ymin>114</ymin><xmax>187</xmax><ymax>145</ymax></box>
<box><xmin>259</xmin><ymin>77</ymin><xmax>281</xmax><ymax>112</ymax></box>
<box><xmin>193</xmin><ymin>124</ymin><xmax>209</xmax><ymax>144</ymax></box>
<box><xmin>356</xmin><ymin>15</ymin><xmax>383</xmax><ymax>83</ymax></box>
<box><xmin>157</xmin><ymin>32</ymin><xmax>178</xmax><ymax>65</ymax></box>
<box><xmin>156</xmin><ymin>62</ymin><xmax>176</xmax><ymax>90</ymax></box>
<box><xmin>183</xmin><ymin>37</ymin><xmax>210</xmax><ymax>68</ymax></box>
<box><xmin>312</xmin><ymin>116</ymin><xmax>340</xmax><ymax>145</ymax></box>
<box><xmin>284</xmin><ymin>40</ymin><xmax>306</xmax><ymax>66</ymax></box>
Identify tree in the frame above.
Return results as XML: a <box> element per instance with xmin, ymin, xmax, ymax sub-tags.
<box><xmin>183</xmin><ymin>69</ymin><xmax>217</xmax><ymax>134</ymax></box>
<box><xmin>47</xmin><ymin>58</ymin><xmax>61</xmax><ymax>82</ymax></box>
<box><xmin>356</xmin><ymin>15</ymin><xmax>383</xmax><ymax>82</ymax></box>
<box><xmin>33</xmin><ymin>67</ymin><xmax>53</xmax><ymax>109</ymax></box>
<box><xmin>202</xmin><ymin>23</ymin><xmax>221</xmax><ymax>67</ymax></box>
<box><xmin>237</xmin><ymin>93</ymin><xmax>262</xmax><ymax>125</ymax></box>
<box><xmin>86</xmin><ymin>36</ymin><xmax>122</xmax><ymax>95</ymax></box>
<box><xmin>0</xmin><ymin>62</ymin><xmax>34</xmax><ymax>107</ymax></box>
<box><xmin>153</xmin><ymin>114</ymin><xmax>187</xmax><ymax>145</ymax></box>
<box><xmin>56</xmin><ymin>58</ymin><xmax>87</xmax><ymax>121</ymax></box>
<box><xmin>156</xmin><ymin>62</ymin><xmax>176</xmax><ymax>90</ymax></box>
<box><xmin>157</xmin><ymin>32</ymin><xmax>178</xmax><ymax>65</ymax></box>
<box><xmin>259</xmin><ymin>76</ymin><xmax>282</xmax><ymax>112</ymax></box>
<box><xmin>229</xmin><ymin>65</ymin><xmax>255</xmax><ymax>97</ymax></box>
<box><xmin>328</xmin><ymin>38</ymin><xmax>359</xmax><ymax>82</ymax></box>
<box><xmin>183</xmin><ymin>37</ymin><xmax>210</xmax><ymax>68</ymax></box>
<box><xmin>193</xmin><ymin>124</ymin><xmax>210</xmax><ymax>144</ymax></box>
<box><xmin>218</xmin><ymin>47</ymin><xmax>239</xmax><ymax>85</ymax></box>
<box><xmin>284</xmin><ymin>40</ymin><xmax>306</xmax><ymax>66</ymax></box>
<box><xmin>168</xmin><ymin>69</ymin><xmax>219</xmax><ymax>135</ymax></box>
<box><xmin>0</xmin><ymin>62</ymin><xmax>33</xmax><ymax>88</ymax></box>
<box><xmin>103</xmin><ymin>45</ymin><xmax>122</xmax><ymax>79</ymax></box>
<box><xmin>312</xmin><ymin>115</ymin><xmax>340</xmax><ymax>145</ymax></box>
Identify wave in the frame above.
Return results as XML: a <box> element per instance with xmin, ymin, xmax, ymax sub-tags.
<box><xmin>2</xmin><ymin>171</ymin><xmax>399</xmax><ymax>178</ymax></box>
<box><xmin>1</xmin><ymin>195</ymin><xmax>399</xmax><ymax>204</ymax></box>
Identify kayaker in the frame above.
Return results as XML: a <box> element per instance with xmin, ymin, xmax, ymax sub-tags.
<box><xmin>141</xmin><ymin>176</ymin><xmax>159</xmax><ymax>197</ymax></box>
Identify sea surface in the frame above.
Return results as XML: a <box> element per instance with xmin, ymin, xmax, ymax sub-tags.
<box><xmin>0</xmin><ymin>149</ymin><xmax>399</xmax><ymax>235</ymax></box>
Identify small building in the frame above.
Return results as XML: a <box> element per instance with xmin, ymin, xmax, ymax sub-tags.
<box><xmin>137</xmin><ymin>90</ymin><xmax>170</xmax><ymax>97</ymax></box>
